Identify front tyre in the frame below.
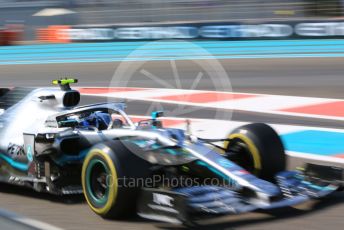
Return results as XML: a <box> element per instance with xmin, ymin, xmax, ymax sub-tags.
<box><xmin>82</xmin><ymin>140</ymin><xmax>151</xmax><ymax>219</ymax></box>
<box><xmin>224</xmin><ymin>123</ymin><xmax>286</xmax><ymax>181</ymax></box>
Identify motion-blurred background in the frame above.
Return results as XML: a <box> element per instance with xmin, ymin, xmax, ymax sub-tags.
<box><xmin>1</xmin><ymin>2</ymin><xmax>344</xmax><ymax>230</ymax></box>
<box><xmin>1</xmin><ymin>0</ymin><xmax>344</xmax><ymax>44</ymax></box>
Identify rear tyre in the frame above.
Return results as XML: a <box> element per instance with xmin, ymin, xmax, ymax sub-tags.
<box><xmin>224</xmin><ymin>123</ymin><xmax>286</xmax><ymax>181</ymax></box>
<box><xmin>82</xmin><ymin>140</ymin><xmax>151</xmax><ymax>219</ymax></box>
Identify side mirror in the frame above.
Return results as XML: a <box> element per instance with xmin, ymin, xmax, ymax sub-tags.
<box><xmin>151</xmin><ymin>111</ymin><xmax>164</xmax><ymax>129</ymax></box>
<box><xmin>151</xmin><ymin>111</ymin><xmax>164</xmax><ymax>120</ymax></box>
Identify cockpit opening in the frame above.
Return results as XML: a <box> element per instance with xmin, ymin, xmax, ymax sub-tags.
<box><xmin>56</xmin><ymin>108</ymin><xmax>133</xmax><ymax>131</ymax></box>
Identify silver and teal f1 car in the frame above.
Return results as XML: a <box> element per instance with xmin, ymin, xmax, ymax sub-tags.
<box><xmin>0</xmin><ymin>79</ymin><xmax>342</xmax><ymax>225</ymax></box>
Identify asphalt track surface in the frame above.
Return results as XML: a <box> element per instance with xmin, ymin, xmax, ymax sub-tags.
<box><xmin>0</xmin><ymin>57</ymin><xmax>344</xmax><ymax>229</ymax></box>
<box><xmin>1</xmin><ymin>57</ymin><xmax>344</xmax><ymax>98</ymax></box>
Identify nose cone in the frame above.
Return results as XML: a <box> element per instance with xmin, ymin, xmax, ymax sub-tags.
<box><xmin>250</xmin><ymin>177</ymin><xmax>281</xmax><ymax>197</ymax></box>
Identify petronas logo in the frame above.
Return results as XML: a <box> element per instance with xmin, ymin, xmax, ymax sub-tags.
<box><xmin>27</xmin><ymin>145</ymin><xmax>33</xmax><ymax>162</ymax></box>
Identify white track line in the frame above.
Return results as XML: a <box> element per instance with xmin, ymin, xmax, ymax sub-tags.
<box><xmin>0</xmin><ymin>209</ymin><xmax>64</xmax><ymax>230</ymax></box>
<box><xmin>287</xmin><ymin>151</ymin><xmax>344</xmax><ymax>165</ymax></box>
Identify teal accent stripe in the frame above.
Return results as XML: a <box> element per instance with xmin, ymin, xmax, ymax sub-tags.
<box><xmin>0</xmin><ymin>153</ymin><xmax>29</xmax><ymax>171</ymax></box>
<box><xmin>54</xmin><ymin>149</ymin><xmax>89</xmax><ymax>165</ymax></box>
<box><xmin>281</xmin><ymin>130</ymin><xmax>344</xmax><ymax>156</ymax></box>
<box><xmin>1</xmin><ymin>39</ymin><xmax>344</xmax><ymax>65</ymax></box>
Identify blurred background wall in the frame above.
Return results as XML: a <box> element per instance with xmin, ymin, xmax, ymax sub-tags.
<box><xmin>1</xmin><ymin>0</ymin><xmax>344</xmax><ymax>41</ymax></box>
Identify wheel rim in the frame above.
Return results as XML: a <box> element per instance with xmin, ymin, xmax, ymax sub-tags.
<box><xmin>86</xmin><ymin>158</ymin><xmax>110</xmax><ymax>206</ymax></box>
<box><xmin>227</xmin><ymin>138</ymin><xmax>256</xmax><ymax>173</ymax></box>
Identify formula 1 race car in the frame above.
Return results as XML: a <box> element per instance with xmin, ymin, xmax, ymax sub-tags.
<box><xmin>0</xmin><ymin>79</ymin><xmax>342</xmax><ymax>225</ymax></box>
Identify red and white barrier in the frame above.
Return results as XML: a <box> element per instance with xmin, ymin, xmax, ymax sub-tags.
<box><xmin>78</xmin><ymin>87</ymin><xmax>344</xmax><ymax>121</ymax></box>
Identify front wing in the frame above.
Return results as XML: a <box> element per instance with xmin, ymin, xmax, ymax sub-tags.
<box><xmin>137</xmin><ymin>164</ymin><xmax>342</xmax><ymax>225</ymax></box>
